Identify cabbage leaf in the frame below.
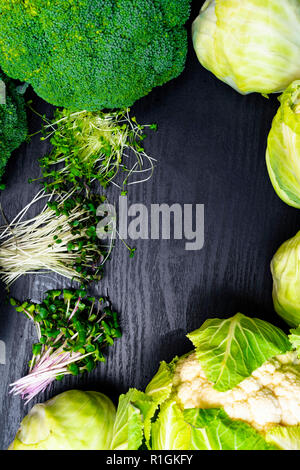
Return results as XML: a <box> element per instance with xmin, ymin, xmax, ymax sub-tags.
<box><xmin>151</xmin><ymin>399</ymin><xmax>191</xmax><ymax>450</ymax></box>
<box><xmin>145</xmin><ymin>358</ymin><xmax>178</xmax><ymax>403</ymax></box>
<box><xmin>266</xmin><ymin>425</ymin><xmax>300</xmax><ymax>450</ymax></box>
<box><xmin>266</xmin><ymin>81</ymin><xmax>300</xmax><ymax>209</ymax></box>
<box><xmin>289</xmin><ymin>326</ymin><xmax>300</xmax><ymax>357</ymax></box>
<box><xmin>187</xmin><ymin>313</ymin><xmax>291</xmax><ymax>391</ymax></box>
<box><xmin>184</xmin><ymin>408</ymin><xmax>277</xmax><ymax>450</ymax></box>
<box><xmin>110</xmin><ymin>389</ymin><xmax>155</xmax><ymax>450</ymax></box>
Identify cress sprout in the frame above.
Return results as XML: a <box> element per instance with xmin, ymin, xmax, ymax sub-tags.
<box><xmin>28</xmin><ymin>106</ymin><xmax>157</xmax><ymax>194</ymax></box>
<box><xmin>9</xmin><ymin>289</ymin><xmax>121</xmax><ymax>403</ymax></box>
<box><xmin>0</xmin><ymin>190</ymin><xmax>109</xmax><ymax>287</ymax></box>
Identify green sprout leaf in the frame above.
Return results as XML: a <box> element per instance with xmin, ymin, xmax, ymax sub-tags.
<box><xmin>9</xmin><ymin>290</ymin><xmax>122</xmax><ymax>402</ymax></box>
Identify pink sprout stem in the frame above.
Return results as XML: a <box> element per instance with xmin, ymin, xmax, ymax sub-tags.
<box><xmin>10</xmin><ymin>346</ymin><xmax>92</xmax><ymax>404</ymax></box>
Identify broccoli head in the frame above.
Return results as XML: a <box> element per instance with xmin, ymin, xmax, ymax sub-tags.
<box><xmin>0</xmin><ymin>0</ymin><xmax>191</xmax><ymax>111</ymax></box>
<box><xmin>0</xmin><ymin>71</ymin><xmax>27</xmax><ymax>182</ymax></box>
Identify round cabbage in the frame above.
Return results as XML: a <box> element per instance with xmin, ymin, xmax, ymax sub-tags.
<box><xmin>192</xmin><ymin>0</ymin><xmax>300</xmax><ymax>95</ymax></box>
<box><xmin>9</xmin><ymin>390</ymin><xmax>116</xmax><ymax>450</ymax></box>
<box><xmin>0</xmin><ymin>0</ymin><xmax>191</xmax><ymax>111</ymax></box>
<box><xmin>271</xmin><ymin>231</ymin><xmax>300</xmax><ymax>327</ymax></box>
<box><xmin>266</xmin><ymin>81</ymin><xmax>300</xmax><ymax>208</ymax></box>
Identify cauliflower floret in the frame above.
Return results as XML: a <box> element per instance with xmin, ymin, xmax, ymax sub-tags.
<box><xmin>174</xmin><ymin>352</ymin><xmax>300</xmax><ymax>431</ymax></box>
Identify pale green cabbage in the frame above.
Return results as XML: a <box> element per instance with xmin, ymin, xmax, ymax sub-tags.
<box><xmin>271</xmin><ymin>231</ymin><xmax>300</xmax><ymax>326</ymax></box>
<box><xmin>267</xmin><ymin>80</ymin><xmax>300</xmax><ymax>209</ymax></box>
<box><xmin>9</xmin><ymin>390</ymin><xmax>116</xmax><ymax>450</ymax></box>
<box><xmin>192</xmin><ymin>0</ymin><xmax>300</xmax><ymax>95</ymax></box>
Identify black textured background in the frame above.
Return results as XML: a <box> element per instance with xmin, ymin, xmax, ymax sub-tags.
<box><xmin>1</xmin><ymin>0</ymin><xmax>299</xmax><ymax>449</ymax></box>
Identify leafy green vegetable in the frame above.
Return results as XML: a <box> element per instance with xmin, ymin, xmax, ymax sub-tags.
<box><xmin>0</xmin><ymin>191</ymin><xmax>108</xmax><ymax>286</ymax></box>
<box><xmin>10</xmin><ymin>290</ymin><xmax>121</xmax><ymax>403</ymax></box>
<box><xmin>0</xmin><ymin>70</ymin><xmax>27</xmax><ymax>182</ymax></box>
<box><xmin>145</xmin><ymin>358</ymin><xmax>178</xmax><ymax>404</ymax></box>
<box><xmin>29</xmin><ymin>107</ymin><xmax>156</xmax><ymax>194</ymax></box>
<box><xmin>265</xmin><ymin>425</ymin><xmax>300</xmax><ymax>450</ymax></box>
<box><xmin>266</xmin><ymin>81</ymin><xmax>300</xmax><ymax>208</ymax></box>
<box><xmin>9</xmin><ymin>390</ymin><xmax>116</xmax><ymax>450</ymax></box>
<box><xmin>271</xmin><ymin>231</ymin><xmax>300</xmax><ymax>327</ymax></box>
<box><xmin>289</xmin><ymin>327</ymin><xmax>300</xmax><ymax>356</ymax></box>
<box><xmin>192</xmin><ymin>0</ymin><xmax>300</xmax><ymax>95</ymax></box>
<box><xmin>110</xmin><ymin>389</ymin><xmax>155</xmax><ymax>450</ymax></box>
<box><xmin>184</xmin><ymin>408</ymin><xmax>277</xmax><ymax>451</ymax></box>
<box><xmin>151</xmin><ymin>399</ymin><xmax>191</xmax><ymax>450</ymax></box>
<box><xmin>0</xmin><ymin>0</ymin><xmax>191</xmax><ymax>110</ymax></box>
<box><xmin>187</xmin><ymin>313</ymin><xmax>291</xmax><ymax>391</ymax></box>
<box><xmin>143</xmin><ymin>315</ymin><xmax>300</xmax><ymax>450</ymax></box>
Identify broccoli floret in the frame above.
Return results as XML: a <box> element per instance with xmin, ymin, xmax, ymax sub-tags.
<box><xmin>0</xmin><ymin>71</ymin><xmax>27</xmax><ymax>182</ymax></box>
<box><xmin>0</xmin><ymin>0</ymin><xmax>191</xmax><ymax>111</ymax></box>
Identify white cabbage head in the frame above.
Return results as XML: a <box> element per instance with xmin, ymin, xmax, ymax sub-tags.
<box><xmin>192</xmin><ymin>0</ymin><xmax>300</xmax><ymax>95</ymax></box>
<box><xmin>9</xmin><ymin>390</ymin><xmax>116</xmax><ymax>450</ymax></box>
<box><xmin>266</xmin><ymin>81</ymin><xmax>300</xmax><ymax>208</ymax></box>
<box><xmin>271</xmin><ymin>230</ymin><xmax>300</xmax><ymax>327</ymax></box>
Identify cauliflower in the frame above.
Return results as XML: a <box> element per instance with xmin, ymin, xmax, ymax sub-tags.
<box><xmin>145</xmin><ymin>314</ymin><xmax>300</xmax><ymax>450</ymax></box>
<box><xmin>174</xmin><ymin>351</ymin><xmax>300</xmax><ymax>431</ymax></box>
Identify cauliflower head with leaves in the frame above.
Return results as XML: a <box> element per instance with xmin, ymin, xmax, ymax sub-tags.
<box><xmin>142</xmin><ymin>314</ymin><xmax>300</xmax><ymax>450</ymax></box>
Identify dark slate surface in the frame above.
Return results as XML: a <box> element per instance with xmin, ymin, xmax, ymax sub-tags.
<box><xmin>1</xmin><ymin>1</ymin><xmax>300</xmax><ymax>449</ymax></box>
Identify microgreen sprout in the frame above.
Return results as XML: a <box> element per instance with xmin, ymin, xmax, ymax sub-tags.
<box><xmin>0</xmin><ymin>190</ymin><xmax>109</xmax><ymax>287</ymax></box>
<box><xmin>9</xmin><ymin>289</ymin><xmax>121</xmax><ymax>403</ymax></box>
<box><xmin>28</xmin><ymin>105</ymin><xmax>157</xmax><ymax>194</ymax></box>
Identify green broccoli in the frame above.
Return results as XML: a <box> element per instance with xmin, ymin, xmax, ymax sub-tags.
<box><xmin>0</xmin><ymin>0</ymin><xmax>191</xmax><ymax>111</ymax></box>
<box><xmin>0</xmin><ymin>71</ymin><xmax>27</xmax><ymax>182</ymax></box>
